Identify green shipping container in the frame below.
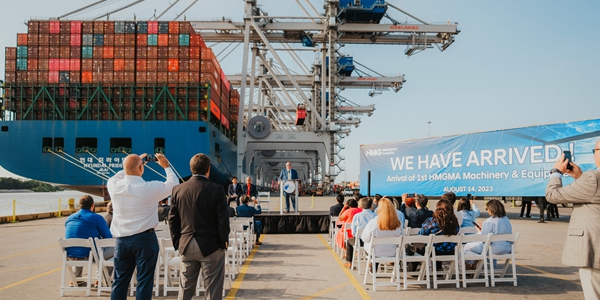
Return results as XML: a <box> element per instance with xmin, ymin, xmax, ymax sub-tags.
<box><xmin>179</xmin><ymin>34</ymin><xmax>190</xmax><ymax>46</ymax></box>
<box><xmin>16</xmin><ymin>58</ymin><xmax>28</xmax><ymax>70</ymax></box>
<box><xmin>82</xmin><ymin>46</ymin><xmax>93</xmax><ymax>58</ymax></box>
<box><xmin>148</xmin><ymin>34</ymin><xmax>158</xmax><ymax>46</ymax></box>
<box><xmin>17</xmin><ymin>46</ymin><xmax>28</xmax><ymax>58</ymax></box>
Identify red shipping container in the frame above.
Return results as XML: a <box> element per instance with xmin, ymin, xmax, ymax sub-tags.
<box><xmin>38</xmin><ymin>71</ymin><xmax>48</xmax><ymax>84</ymax></box>
<box><xmin>49</xmin><ymin>71</ymin><xmax>60</xmax><ymax>83</ymax></box>
<box><xmin>136</xmin><ymin>59</ymin><xmax>147</xmax><ymax>71</ymax></box>
<box><xmin>92</xmin><ymin>59</ymin><xmax>103</xmax><ymax>72</ymax></box>
<box><xmin>28</xmin><ymin>71</ymin><xmax>39</xmax><ymax>84</ymax></box>
<box><xmin>59</xmin><ymin>59</ymin><xmax>70</xmax><ymax>70</ymax></box>
<box><xmin>124</xmin><ymin>34</ymin><xmax>135</xmax><ymax>46</ymax></box>
<box><xmin>103</xmin><ymin>46</ymin><xmax>114</xmax><ymax>58</ymax></box>
<box><xmin>148</xmin><ymin>21</ymin><xmax>158</xmax><ymax>34</ymax></box>
<box><xmin>39</xmin><ymin>21</ymin><xmax>50</xmax><ymax>34</ymax></box>
<box><xmin>168</xmin><ymin>71</ymin><xmax>179</xmax><ymax>84</ymax></box>
<box><xmin>28</xmin><ymin>21</ymin><xmax>39</xmax><ymax>33</ymax></box>
<box><xmin>124</xmin><ymin>59</ymin><xmax>135</xmax><ymax>71</ymax></box>
<box><xmin>147</xmin><ymin>59</ymin><xmax>157</xmax><ymax>70</ymax></box>
<box><xmin>157</xmin><ymin>72</ymin><xmax>168</xmax><ymax>83</ymax></box>
<box><xmin>190</xmin><ymin>34</ymin><xmax>201</xmax><ymax>47</ymax></box>
<box><xmin>27</xmin><ymin>46</ymin><xmax>38</xmax><ymax>58</ymax></box>
<box><xmin>82</xmin><ymin>21</ymin><xmax>94</xmax><ymax>34</ymax></box>
<box><xmin>60</xmin><ymin>46</ymin><xmax>70</xmax><ymax>58</ymax></box>
<box><xmin>5</xmin><ymin>72</ymin><xmax>16</xmax><ymax>83</ymax></box>
<box><xmin>123</xmin><ymin>72</ymin><xmax>135</xmax><ymax>83</ymax></box>
<box><xmin>48</xmin><ymin>46</ymin><xmax>59</xmax><ymax>58</ymax></box>
<box><xmin>70</xmin><ymin>59</ymin><xmax>81</xmax><ymax>71</ymax></box>
<box><xmin>104</xmin><ymin>33</ymin><xmax>114</xmax><ymax>45</ymax></box>
<box><xmin>102</xmin><ymin>71</ymin><xmax>113</xmax><ymax>83</ymax></box>
<box><xmin>168</xmin><ymin>34</ymin><xmax>178</xmax><ymax>46</ymax></box>
<box><xmin>113</xmin><ymin>71</ymin><xmax>124</xmax><ymax>82</ymax></box>
<box><xmin>81</xmin><ymin>59</ymin><xmax>93</xmax><ymax>70</ymax></box>
<box><xmin>137</xmin><ymin>34</ymin><xmax>148</xmax><ymax>46</ymax></box>
<box><xmin>6</xmin><ymin>47</ymin><xmax>17</xmax><ymax>59</ymax></box>
<box><xmin>17</xmin><ymin>33</ymin><xmax>28</xmax><ymax>46</ymax></box>
<box><xmin>190</xmin><ymin>72</ymin><xmax>200</xmax><ymax>83</ymax></box>
<box><xmin>157</xmin><ymin>59</ymin><xmax>168</xmax><ymax>71</ymax></box>
<box><xmin>60</xmin><ymin>21</ymin><xmax>71</xmax><ymax>33</ymax></box>
<box><xmin>179</xmin><ymin>22</ymin><xmax>191</xmax><ymax>34</ymax></box>
<box><xmin>114</xmin><ymin>47</ymin><xmax>125</xmax><ymax>59</ymax></box>
<box><xmin>136</xmin><ymin>47</ymin><xmax>147</xmax><ymax>59</ymax></box>
<box><xmin>70</xmin><ymin>21</ymin><xmax>82</xmax><ymax>34</ymax></box>
<box><xmin>50</xmin><ymin>21</ymin><xmax>60</xmax><ymax>34</ymax></box>
<box><xmin>169</xmin><ymin>22</ymin><xmax>179</xmax><ymax>34</ymax></box>
<box><xmin>70</xmin><ymin>71</ymin><xmax>81</xmax><ymax>84</ymax></box>
<box><xmin>178</xmin><ymin>47</ymin><xmax>189</xmax><ymax>59</ymax></box>
<box><xmin>49</xmin><ymin>58</ymin><xmax>59</xmax><ymax>71</ymax></box>
<box><xmin>103</xmin><ymin>59</ymin><xmax>113</xmax><ymax>71</ymax></box>
<box><xmin>93</xmin><ymin>46</ymin><xmax>104</xmax><ymax>59</ymax></box>
<box><xmin>124</xmin><ymin>47</ymin><xmax>135</xmax><ymax>58</ymax></box>
<box><xmin>28</xmin><ymin>58</ymin><xmax>38</xmax><ymax>71</ymax></box>
<box><xmin>178</xmin><ymin>72</ymin><xmax>189</xmax><ymax>84</ymax></box>
<box><xmin>190</xmin><ymin>59</ymin><xmax>200</xmax><ymax>71</ymax></box>
<box><xmin>70</xmin><ymin>34</ymin><xmax>81</xmax><ymax>46</ymax></box>
<box><xmin>114</xmin><ymin>59</ymin><xmax>125</xmax><ymax>71</ymax></box>
<box><xmin>94</xmin><ymin>21</ymin><xmax>104</xmax><ymax>33</ymax></box>
<box><xmin>190</xmin><ymin>47</ymin><xmax>200</xmax><ymax>59</ymax></box>
<box><xmin>82</xmin><ymin>71</ymin><xmax>93</xmax><ymax>83</ymax></box>
<box><xmin>59</xmin><ymin>34</ymin><xmax>69</xmax><ymax>45</ymax></box>
<box><xmin>147</xmin><ymin>71</ymin><xmax>157</xmax><ymax>83</ymax></box>
<box><xmin>5</xmin><ymin>59</ymin><xmax>16</xmax><ymax>72</ymax></box>
<box><xmin>179</xmin><ymin>59</ymin><xmax>189</xmax><ymax>72</ymax></box>
<box><xmin>136</xmin><ymin>71</ymin><xmax>147</xmax><ymax>84</ymax></box>
<box><xmin>115</xmin><ymin>34</ymin><xmax>125</xmax><ymax>46</ymax></box>
<box><xmin>104</xmin><ymin>22</ymin><xmax>115</xmax><ymax>34</ymax></box>
<box><xmin>157</xmin><ymin>47</ymin><xmax>169</xmax><ymax>59</ymax></box>
<box><xmin>39</xmin><ymin>59</ymin><xmax>49</xmax><ymax>71</ymax></box>
<box><xmin>49</xmin><ymin>34</ymin><xmax>60</xmax><ymax>46</ymax></box>
<box><xmin>158</xmin><ymin>34</ymin><xmax>168</xmax><ymax>46</ymax></box>
<box><xmin>27</xmin><ymin>34</ymin><xmax>39</xmax><ymax>45</ymax></box>
<box><xmin>147</xmin><ymin>47</ymin><xmax>158</xmax><ymax>59</ymax></box>
<box><xmin>39</xmin><ymin>34</ymin><xmax>50</xmax><ymax>46</ymax></box>
<box><xmin>210</xmin><ymin>100</ymin><xmax>221</xmax><ymax>120</ymax></box>
<box><xmin>221</xmin><ymin>70</ymin><xmax>230</xmax><ymax>91</ymax></box>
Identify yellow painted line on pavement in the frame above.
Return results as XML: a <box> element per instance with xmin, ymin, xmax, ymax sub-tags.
<box><xmin>317</xmin><ymin>234</ymin><xmax>371</xmax><ymax>300</ymax></box>
<box><xmin>0</xmin><ymin>262</ymin><xmax>60</xmax><ymax>273</ymax></box>
<box><xmin>0</xmin><ymin>267</ymin><xmax>61</xmax><ymax>292</ymax></box>
<box><xmin>225</xmin><ymin>235</ymin><xmax>262</xmax><ymax>299</ymax></box>
<box><xmin>300</xmin><ymin>282</ymin><xmax>350</xmax><ymax>300</ymax></box>
<box><xmin>517</xmin><ymin>263</ymin><xmax>581</xmax><ymax>286</ymax></box>
<box><xmin>0</xmin><ymin>244</ymin><xmax>56</xmax><ymax>261</ymax></box>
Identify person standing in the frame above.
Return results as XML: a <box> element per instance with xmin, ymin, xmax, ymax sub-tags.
<box><xmin>169</xmin><ymin>153</ymin><xmax>230</xmax><ymax>300</ymax></box>
<box><xmin>227</xmin><ymin>176</ymin><xmax>244</xmax><ymax>207</ymax></box>
<box><xmin>546</xmin><ymin>143</ymin><xmax>600</xmax><ymax>300</ymax></box>
<box><xmin>236</xmin><ymin>196</ymin><xmax>263</xmax><ymax>246</ymax></box>
<box><xmin>107</xmin><ymin>153</ymin><xmax>178</xmax><ymax>300</ymax></box>
<box><xmin>65</xmin><ymin>195</ymin><xmax>113</xmax><ymax>280</ymax></box>
<box><xmin>519</xmin><ymin>198</ymin><xmax>532</xmax><ymax>218</ymax></box>
<box><xmin>242</xmin><ymin>177</ymin><xmax>258</xmax><ymax>199</ymax></box>
<box><xmin>279</xmin><ymin>161</ymin><xmax>299</xmax><ymax>214</ymax></box>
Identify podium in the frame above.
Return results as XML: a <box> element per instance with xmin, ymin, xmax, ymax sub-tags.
<box><xmin>279</xmin><ymin>180</ymin><xmax>299</xmax><ymax>215</ymax></box>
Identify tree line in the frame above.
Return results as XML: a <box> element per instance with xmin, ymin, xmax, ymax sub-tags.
<box><xmin>0</xmin><ymin>177</ymin><xmax>64</xmax><ymax>192</ymax></box>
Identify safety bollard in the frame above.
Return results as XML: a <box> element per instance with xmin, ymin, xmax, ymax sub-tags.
<box><xmin>511</xmin><ymin>200</ymin><xmax>516</xmax><ymax>208</ymax></box>
<box><xmin>311</xmin><ymin>195</ymin><xmax>314</xmax><ymax>209</ymax></box>
<box><xmin>68</xmin><ymin>198</ymin><xmax>75</xmax><ymax>210</ymax></box>
<box><xmin>12</xmin><ymin>199</ymin><xmax>18</xmax><ymax>223</ymax></box>
<box><xmin>58</xmin><ymin>198</ymin><xmax>62</xmax><ymax>217</ymax></box>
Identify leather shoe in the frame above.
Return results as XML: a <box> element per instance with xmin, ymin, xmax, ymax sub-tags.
<box><xmin>344</xmin><ymin>262</ymin><xmax>352</xmax><ymax>269</ymax></box>
<box><xmin>255</xmin><ymin>241</ymin><xmax>263</xmax><ymax>245</ymax></box>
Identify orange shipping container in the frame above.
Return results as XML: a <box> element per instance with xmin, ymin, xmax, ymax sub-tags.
<box><xmin>114</xmin><ymin>47</ymin><xmax>125</xmax><ymax>59</ymax></box>
<box><xmin>28</xmin><ymin>58</ymin><xmax>38</xmax><ymax>71</ymax></box>
<box><xmin>82</xmin><ymin>71</ymin><xmax>93</xmax><ymax>83</ymax></box>
<box><xmin>104</xmin><ymin>33</ymin><xmax>114</xmax><ymax>45</ymax></box>
<box><xmin>124</xmin><ymin>47</ymin><xmax>135</xmax><ymax>58</ymax></box>
<box><xmin>115</xmin><ymin>34</ymin><xmax>125</xmax><ymax>46</ymax></box>
<box><xmin>136</xmin><ymin>59</ymin><xmax>147</xmax><ymax>71</ymax></box>
<box><xmin>114</xmin><ymin>59</ymin><xmax>125</xmax><ymax>71</ymax></box>
<box><xmin>17</xmin><ymin>33</ymin><xmax>28</xmax><ymax>46</ymax></box>
<box><xmin>103</xmin><ymin>46</ymin><xmax>114</xmax><ymax>58</ymax></box>
<box><xmin>124</xmin><ymin>34</ymin><xmax>136</xmax><ymax>46</ymax></box>
<box><xmin>147</xmin><ymin>59</ymin><xmax>157</xmax><ymax>70</ymax></box>
<box><xmin>27</xmin><ymin>34</ymin><xmax>39</xmax><ymax>45</ymax></box>
<box><xmin>147</xmin><ymin>47</ymin><xmax>158</xmax><ymax>59</ymax></box>
<box><xmin>158</xmin><ymin>34</ymin><xmax>168</xmax><ymax>46</ymax></box>
<box><xmin>167</xmin><ymin>59</ymin><xmax>179</xmax><ymax>72</ymax></box>
<box><xmin>137</xmin><ymin>34</ymin><xmax>148</xmax><ymax>46</ymax></box>
<box><xmin>168</xmin><ymin>22</ymin><xmax>179</xmax><ymax>34</ymax></box>
<box><xmin>124</xmin><ymin>59</ymin><xmax>135</xmax><ymax>71</ymax></box>
<box><xmin>70</xmin><ymin>59</ymin><xmax>80</xmax><ymax>71</ymax></box>
<box><xmin>93</xmin><ymin>46</ymin><xmax>104</xmax><ymax>59</ymax></box>
<box><xmin>190</xmin><ymin>46</ymin><xmax>200</xmax><ymax>59</ymax></box>
<box><xmin>104</xmin><ymin>22</ymin><xmax>115</xmax><ymax>34</ymax></box>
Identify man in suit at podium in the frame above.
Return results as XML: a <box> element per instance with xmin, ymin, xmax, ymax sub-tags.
<box><xmin>279</xmin><ymin>162</ymin><xmax>299</xmax><ymax>214</ymax></box>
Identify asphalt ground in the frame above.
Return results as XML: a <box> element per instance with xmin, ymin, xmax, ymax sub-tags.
<box><xmin>0</xmin><ymin>195</ymin><xmax>584</xmax><ymax>299</ymax></box>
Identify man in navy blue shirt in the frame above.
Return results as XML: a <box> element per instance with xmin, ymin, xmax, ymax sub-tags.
<box><xmin>65</xmin><ymin>195</ymin><xmax>113</xmax><ymax>279</ymax></box>
<box><xmin>236</xmin><ymin>196</ymin><xmax>263</xmax><ymax>245</ymax></box>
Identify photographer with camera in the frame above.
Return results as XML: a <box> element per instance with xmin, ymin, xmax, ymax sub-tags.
<box><xmin>107</xmin><ymin>153</ymin><xmax>179</xmax><ymax>300</ymax></box>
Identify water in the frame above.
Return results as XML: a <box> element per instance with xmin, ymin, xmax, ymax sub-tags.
<box><xmin>0</xmin><ymin>190</ymin><xmax>95</xmax><ymax>217</ymax></box>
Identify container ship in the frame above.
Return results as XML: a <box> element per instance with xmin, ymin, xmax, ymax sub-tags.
<box><xmin>0</xmin><ymin>20</ymin><xmax>239</xmax><ymax>197</ymax></box>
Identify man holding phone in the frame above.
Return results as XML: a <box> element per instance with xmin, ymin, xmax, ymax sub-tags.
<box><xmin>546</xmin><ymin>141</ymin><xmax>600</xmax><ymax>299</ymax></box>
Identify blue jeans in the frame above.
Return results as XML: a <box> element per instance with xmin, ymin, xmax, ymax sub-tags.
<box><xmin>255</xmin><ymin>220</ymin><xmax>263</xmax><ymax>241</ymax></box>
<box><xmin>111</xmin><ymin>231</ymin><xmax>159</xmax><ymax>300</ymax></box>
<box><xmin>284</xmin><ymin>192</ymin><xmax>296</xmax><ymax>212</ymax></box>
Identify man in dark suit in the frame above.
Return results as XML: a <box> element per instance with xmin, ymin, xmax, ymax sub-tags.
<box><xmin>330</xmin><ymin>193</ymin><xmax>344</xmax><ymax>216</ymax></box>
<box><xmin>168</xmin><ymin>153</ymin><xmax>230</xmax><ymax>300</ymax></box>
<box><xmin>157</xmin><ymin>198</ymin><xmax>170</xmax><ymax>222</ymax></box>
<box><xmin>279</xmin><ymin>161</ymin><xmax>299</xmax><ymax>214</ymax></box>
<box><xmin>227</xmin><ymin>176</ymin><xmax>243</xmax><ymax>207</ymax></box>
<box><xmin>236</xmin><ymin>196</ymin><xmax>263</xmax><ymax>245</ymax></box>
<box><xmin>242</xmin><ymin>177</ymin><xmax>258</xmax><ymax>199</ymax></box>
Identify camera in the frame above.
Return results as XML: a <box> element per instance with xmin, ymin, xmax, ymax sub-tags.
<box><xmin>407</xmin><ymin>193</ymin><xmax>415</xmax><ymax>197</ymax></box>
<box><xmin>563</xmin><ymin>151</ymin><xmax>573</xmax><ymax>171</ymax></box>
<box><xmin>144</xmin><ymin>154</ymin><xmax>158</xmax><ymax>162</ymax></box>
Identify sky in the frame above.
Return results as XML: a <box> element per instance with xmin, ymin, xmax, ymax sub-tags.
<box><xmin>1</xmin><ymin>0</ymin><xmax>599</xmax><ymax>183</ymax></box>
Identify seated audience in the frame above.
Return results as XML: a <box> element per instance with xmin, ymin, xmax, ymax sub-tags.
<box><xmin>157</xmin><ymin>197</ymin><xmax>170</xmax><ymax>223</ymax></box>
<box><xmin>335</xmin><ymin>199</ymin><xmax>363</xmax><ymax>251</ymax></box>
<box><xmin>419</xmin><ymin>199</ymin><xmax>460</xmax><ymax>270</ymax></box>
<box><xmin>456</xmin><ymin>197</ymin><xmax>480</xmax><ymax>228</ymax></box>
<box><xmin>236</xmin><ymin>196</ymin><xmax>263</xmax><ymax>246</ymax></box>
<box><xmin>330</xmin><ymin>194</ymin><xmax>345</xmax><ymax>217</ymax></box>
<box><xmin>344</xmin><ymin>197</ymin><xmax>376</xmax><ymax>268</ymax></box>
<box><xmin>400</xmin><ymin>194</ymin><xmax>416</xmax><ymax>218</ymax></box>
<box><xmin>406</xmin><ymin>194</ymin><xmax>433</xmax><ymax>228</ymax></box>
<box><xmin>464</xmin><ymin>199</ymin><xmax>513</xmax><ymax>255</ymax></box>
<box><xmin>361</xmin><ymin>198</ymin><xmax>404</xmax><ymax>262</ymax></box>
<box><xmin>441</xmin><ymin>191</ymin><xmax>463</xmax><ymax>226</ymax></box>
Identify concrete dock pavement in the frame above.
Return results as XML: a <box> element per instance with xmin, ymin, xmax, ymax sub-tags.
<box><xmin>0</xmin><ymin>195</ymin><xmax>587</xmax><ymax>299</ymax></box>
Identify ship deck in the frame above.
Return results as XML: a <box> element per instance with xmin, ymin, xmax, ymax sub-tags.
<box><xmin>0</xmin><ymin>196</ymin><xmax>585</xmax><ymax>299</ymax></box>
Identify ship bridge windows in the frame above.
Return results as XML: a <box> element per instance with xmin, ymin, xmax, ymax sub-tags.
<box><xmin>110</xmin><ymin>138</ymin><xmax>132</xmax><ymax>154</ymax></box>
<box><xmin>199</xmin><ymin>126</ymin><xmax>206</xmax><ymax>133</ymax></box>
<box><xmin>1</xmin><ymin>126</ymin><xmax>7</xmax><ymax>132</ymax></box>
<box><xmin>42</xmin><ymin>137</ymin><xmax>64</xmax><ymax>153</ymax></box>
<box><xmin>154</xmin><ymin>138</ymin><xmax>165</xmax><ymax>154</ymax></box>
<box><xmin>75</xmin><ymin>138</ymin><xmax>97</xmax><ymax>153</ymax></box>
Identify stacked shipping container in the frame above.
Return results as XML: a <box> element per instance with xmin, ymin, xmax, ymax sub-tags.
<box><xmin>4</xmin><ymin>20</ymin><xmax>239</xmax><ymax>130</ymax></box>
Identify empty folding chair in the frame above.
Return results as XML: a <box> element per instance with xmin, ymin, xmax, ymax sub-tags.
<box><xmin>430</xmin><ymin>235</ymin><xmax>462</xmax><ymax>289</ymax></box>
<box><xmin>57</xmin><ymin>237</ymin><xmax>94</xmax><ymax>297</ymax></box>
<box><xmin>92</xmin><ymin>238</ymin><xmax>116</xmax><ymax>296</ymax></box>
<box><xmin>460</xmin><ymin>233</ymin><xmax>491</xmax><ymax>288</ymax></box>
<box><xmin>159</xmin><ymin>238</ymin><xmax>181</xmax><ymax>296</ymax></box>
<box><xmin>458</xmin><ymin>227</ymin><xmax>478</xmax><ymax>235</ymax></box>
<box><xmin>351</xmin><ymin>229</ymin><xmax>365</xmax><ymax>274</ymax></box>
<box><xmin>401</xmin><ymin>234</ymin><xmax>433</xmax><ymax>290</ymax></box>
<box><xmin>362</xmin><ymin>235</ymin><xmax>402</xmax><ymax>291</ymax></box>
<box><xmin>258</xmin><ymin>191</ymin><xmax>271</xmax><ymax>212</ymax></box>
<box><xmin>404</xmin><ymin>227</ymin><xmax>421</xmax><ymax>236</ymax></box>
<box><xmin>489</xmin><ymin>232</ymin><xmax>520</xmax><ymax>287</ymax></box>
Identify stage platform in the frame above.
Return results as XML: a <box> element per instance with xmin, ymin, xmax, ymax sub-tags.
<box><xmin>255</xmin><ymin>211</ymin><xmax>330</xmax><ymax>234</ymax></box>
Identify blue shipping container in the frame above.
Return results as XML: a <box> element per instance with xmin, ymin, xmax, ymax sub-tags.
<box><xmin>179</xmin><ymin>34</ymin><xmax>190</xmax><ymax>46</ymax></box>
<box><xmin>17</xmin><ymin>46</ymin><xmax>27</xmax><ymax>58</ymax></box>
<box><xmin>16</xmin><ymin>58</ymin><xmax>27</xmax><ymax>70</ymax></box>
<box><xmin>82</xmin><ymin>46</ymin><xmax>93</xmax><ymax>58</ymax></box>
<box><xmin>115</xmin><ymin>21</ymin><xmax>125</xmax><ymax>34</ymax></box>
<box><xmin>148</xmin><ymin>34</ymin><xmax>158</xmax><ymax>46</ymax></box>
<box><xmin>137</xmin><ymin>22</ymin><xmax>148</xmax><ymax>34</ymax></box>
<box><xmin>93</xmin><ymin>34</ymin><xmax>104</xmax><ymax>46</ymax></box>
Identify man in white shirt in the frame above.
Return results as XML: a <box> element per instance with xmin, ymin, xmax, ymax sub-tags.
<box><xmin>107</xmin><ymin>153</ymin><xmax>178</xmax><ymax>300</ymax></box>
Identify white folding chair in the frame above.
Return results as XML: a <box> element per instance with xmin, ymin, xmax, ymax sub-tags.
<box><xmin>401</xmin><ymin>234</ymin><xmax>433</xmax><ymax>290</ymax></box>
<box><xmin>458</xmin><ymin>227</ymin><xmax>478</xmax><ymax>235</ymax></box>
<box><xmin>489</xmin><ymin>233</ymin><xmax>520</xmax><ymax>287</ymax></box>
<box><xmin>404</xmin><ymin>227</ymin><xmax>421</xmax><ymax>236</ymax></box>
<box><xmin>329</xmin><ymin>216</ymin><xmax>340</xmax><ymax>249</ymax></box>
<box><xmin>159</xmin><ymin>238</ymin><xmax>181</xmax><ymax>296</ymax></box>
<box><xmin>58</xmin><ymin>237</ymin><xmax>94</xmax><ymax>297</ymax></box>
<box><xmin>340</xmin><ymin>222</ymin><xmax>352</xmax><ymax>258</ymax></box>
<box><xmin>351</xmin><ymin>229</ymin><xmax>365</xmax><ymax>274</ymax></box>
<box><xmin>460</xmin><ymin>233</ymin><xmax>491</xmax><ymax>288</ymax></box>
<box><xmin>92</xmin><ymin>238</ymin><xmax>116</xmax><ymax>296</ymax></box>
<box><xmin>430</xmin><ymin>235</ymin><xmax>462</xmax><ymax>289</ymax></box>
<box><xmin>362</xmin><ymin>235</ymin><xmax>402</xmax><ymax>291</ymax></box>
<box><xmin>227</xmin><ymin>229</ymin><xmax>241</xmax><ymax>276</ymax></box>
<box><xmin>258</xmin><ymin>191</ymin><xmax>271</xmax><ymax>212</ymax></box>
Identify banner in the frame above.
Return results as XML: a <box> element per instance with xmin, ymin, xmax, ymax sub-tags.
<box><xmin>359</xmin><ymin>118</ymin><xmax>600</xmax><ymax>197</ymax></box>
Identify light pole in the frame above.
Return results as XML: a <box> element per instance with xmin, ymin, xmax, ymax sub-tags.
<box><xmin>427</xmin><ymin>121</ymin><xmax>432</xmax><ymax>137</ymax></box>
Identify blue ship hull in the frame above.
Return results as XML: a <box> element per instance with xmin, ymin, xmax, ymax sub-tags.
<box><xmin>0</xmin><ymin>120</ymin><xmax>237</xmax><ymax>197</ymax></box>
